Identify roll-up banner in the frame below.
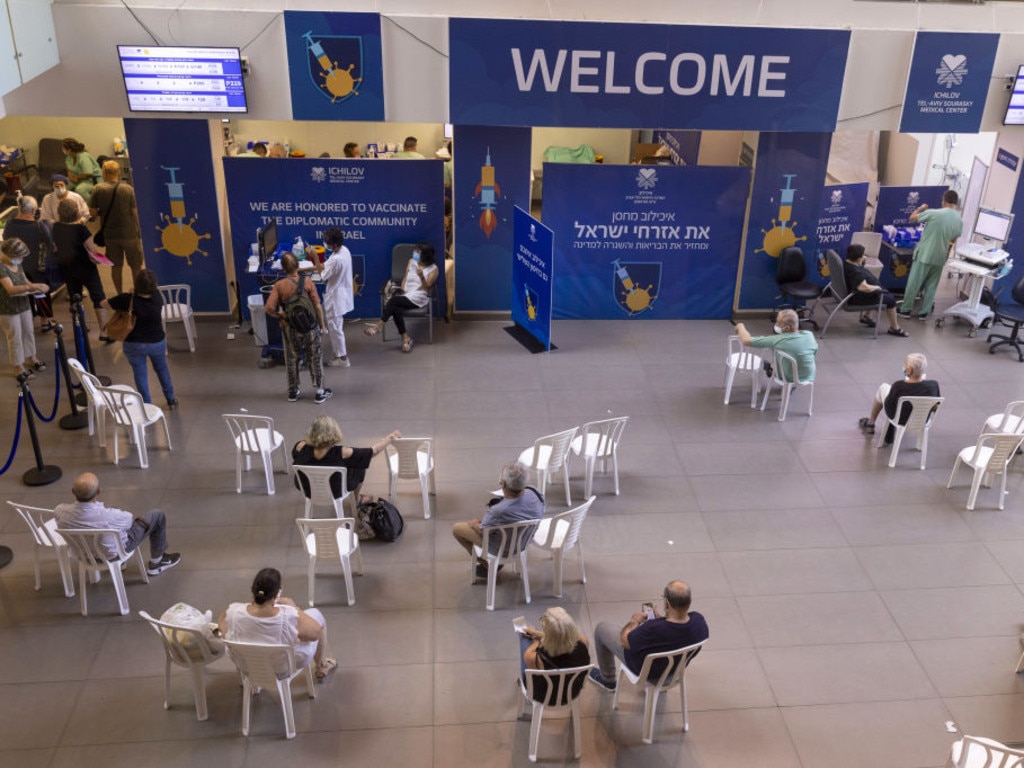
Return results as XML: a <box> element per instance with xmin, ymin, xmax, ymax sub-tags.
<box><xmin>284</xmin><ymin>11</ymin><xmax>385</xmax><ymax>121</ymax></box>
<box><xmin>511</xmin><ymin>206</ymin><xmax>554</xmax><ymax>350</ymax></box>
<box><xmin>449</xmin><ymin>18</ymin><xmax>850</xmax><ymax>131</ymax></box>
<box><xmin>223</xmin><ymin>157</ymin><xmax>445</xmax><ymax>319</ymax></box>
<box><xmin>813</xmin><ymin>182</ymin><xmax>869</xmax><ymax>283</ymax></box>
<box><xmin>542</xmin><ymin>164</ymin><xmax>750</xmax><ymax>319</ymax></box>
<box><xmin>123</xmin><ymin>118</ymin><xmax>227</xmax><ymax>312</ymax></box>
<box><xmin>737</xmin><ymin>132</ymin><xmax>832</xmax><ymax>310</ymax></box>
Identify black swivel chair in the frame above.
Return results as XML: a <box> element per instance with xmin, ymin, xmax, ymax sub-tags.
<box><xmin>776</xmin><ymin>246</ymin><xmax>822</xmax><ymax>330</ymax></box>
<box><xmin>987</xmin><ymin>273</ymin><xmax>1024</xmax><ymax>362</ymax></box>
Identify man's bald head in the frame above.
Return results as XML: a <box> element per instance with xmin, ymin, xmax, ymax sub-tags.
<box><xmin>663</xmin><ymin>580</ymin><xmax>692</xmax><ymax>612</ymax></box>
<box><xmin>72</xmin><ymin>472</ymin><xmax>100</xmax><ymax>502</ymax></box>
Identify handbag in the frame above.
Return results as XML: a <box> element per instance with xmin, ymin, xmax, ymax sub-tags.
<box><xmin>381</xmin><ymin>279</ymin><xmax>403</xmax><ymax>302</ymax></box>
<box><xmin>105</xmin><ymin>293</ymin><xmax>136</xmax><ymax>341</ymax></box>
<box><xmin>93</xmin><ymin>181</ymin><xmax>120</xmax><ymax>248</ymax></box>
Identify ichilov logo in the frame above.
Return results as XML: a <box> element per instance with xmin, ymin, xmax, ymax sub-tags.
<box><xmin>831</xmin><ymin>190</ymin><xmax>843</xmax><ymax>205</ymax></box>
<box><xmin>636</xmin><ymin>168</ymin><xmax>658</xmax><ymax>190</ymax></box>
<box><xmin>936</xmin><ymin>54</ymin><xmax>968</xmax><ymax>88</ymax></box>
<box><xmin>311</xmin><ymin>167</ymin><xmax>326</xmax><ymax>183</ymax></box>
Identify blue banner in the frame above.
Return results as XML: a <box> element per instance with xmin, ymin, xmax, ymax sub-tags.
<box><xmin>997</xmin><ymin>148</ymin><xmax>1019</xmax><ymax>172</ymax></box>
<box><xmin>737</xmin><ymin>132</ymin><xmax>831</xmax><ymax>309</ymax></box>
<box><xmin>813</xmin><ymin>182</ymin><xmax>869</xmax><ymax>282</ymax></box>
<box><xmin>900</xmin><ymin>31</ymin><xmax>999</xmax><ymax>133</ymax></box>
<box><xmin>223</xmin><ymin>157</ymin><xmax>445</xmax><ymax>319</ymax></box>
<box><xmin>512</xmin><ymin>207</ymin><xmax>554</xmax><ymax>349</ymax></box>
<box><xmin>284</xmin><ymin>11</ymin><xmax>384</xmax><ymax>121</ymax></box>
<box><xmin>449</xmin><ymin>18</ymin><xmax>850</xmax><ymax>130</ymax></box>
<box><xmin>123</xmin><ymin>118</ymin><xmax>227</xmax><ymax>312</ymax></box>
<box><xmin>451</xmin><ymin>125</ymin><xmax>533</xmax><ymax>312</ymax></box>
<box><xmin>873</xmin><ymin>185</ymin><xmax>948</xmax><ymax>290</ymax></box>
<box><xmin>653</xmin><ymin>130</ymin><xmax>701</xmax><ymax>166</ymax></box>
<box><xmin>542</xmin><ymin>164</ymin><xmax>750</xmax><ymax>319</ymax></box>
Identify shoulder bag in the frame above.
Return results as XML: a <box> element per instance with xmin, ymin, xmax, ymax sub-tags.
<box><xmin>93</xmin><ymin>181</ymin><xmax>120</xmax><ymax>248</ymax></box>
<box><xmin>105</xmin><ymin>293</ymin><xmax>136</xmax><ymax>341</ymax></box>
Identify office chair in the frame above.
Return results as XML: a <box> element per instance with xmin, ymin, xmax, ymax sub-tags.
<box><xmin>775</xmin><ymin>247</ymin><xmax>821</xmax><ymax>330</ymax></box>
<box><xmin>987</xmin><ymin>273</ymin><xmax>1024</xmax><ymax>362</ymax></box>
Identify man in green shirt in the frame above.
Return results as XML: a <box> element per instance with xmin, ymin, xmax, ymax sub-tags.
<box><xmin>898</xmin><ymin>190</ymin><xmax>962</xmax><ymax>319</ymax></box>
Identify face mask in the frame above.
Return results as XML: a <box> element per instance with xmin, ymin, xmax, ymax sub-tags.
<box><xmin>773</xmin><ymin>325</ymin><xmax>782</xmax><ymax>334</ymax></box>
<box><xmin>10</xmin><ymin>258</ymin><xmax>23</xmax><ymax>266</ymax></box>
<box><xmin>56</xmin><ymin>187</ymin><xmax>67</xmax><ymax>197</ymax></box>
<box><xmin>412</xmin><ymin>251</ymin><xmax>421</xmax><ymax>262</ymax></box>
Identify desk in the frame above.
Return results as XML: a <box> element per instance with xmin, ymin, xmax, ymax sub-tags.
<box><xmin>939</xmin><ymin>257</ymin><xmax>1009</xmax><ymax>336</ymax></box>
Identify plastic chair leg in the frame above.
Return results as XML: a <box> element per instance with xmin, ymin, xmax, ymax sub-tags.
<box><xmin>109</xmin><ymin>562</ymin><xmax>130</xmax><ymax>615</ymax></box>
<box><xmin>680</xmin><ymin>677</ymin><xmax>690</xmax><ymax>732</ymax></box>
<box><xmin>571</xmin><ymin>699</ymin><xmax>583</xmax><ymax>758</ymax></box>
<box><xmin>261</xmin><ymin>450</ymin><xmax>276</xmax><ymax>495</ymax></box>
<box><xmin>552</xmin><ymin>549</ymin><xmax>564</xmax><ymax>598</ymax></box>
<box><xmin>190</xmin><ymin>665</ymin><xmax>209</xmax><ymax>721</ymax></box>
<box><xmin>967</xmin><ymin>468</ymin><xmax>984</xmax><ymax>510</ymax></box>
<box><xmin>342</xmin><ymin>555</ymin><xmax>355</xmax><ymax>606</ymax></box>
<box><xmin>77</xmin><ymin>563</ymin><xmax>88</xmax><ymax>616</ymax></box>
<box><xmin>528</xmin><ymin>701</ymin><xmax>544</xmax><ymax>762</ymax></box>
<box><xmin>486</xmin><ymin>558</ymin><xmax>499</xmax><ymax>611</ymax></box>
<box><xmin>723</xmin><ymin>365</ymin><xmax>736</xmax><ymax>405</ymax></box>
<box><xmin>307</xmin><ymin>557</ymin><xmax>316</xmax><ymax>607</ymax></box>
<box><xmin>240</xmin><ymin>680</ymin><xmax>252</xmax><ymax>735</ymax></box>
<box><xmin>642</xmin><ymin>686</ymin><xmax>659</xmax><ymax>744</ymax></box>
<box><xmin>277</xmin><ymin>679</ymin><xmax>297</xmax><ymax>739</ymax></box>
<box><xmin>521</xmin><ymin>552</ymin><xmax>531</xmax><ymax>604</ymax></box>
<box><xmin>577</xmin><ymin>542</ymin><xmax>587</xmax><ymax>585</ymax></box>
<box><xmin>421</xmin><ymin>478</ymin><xmax>430</xmax><ymax>519</ymax></box>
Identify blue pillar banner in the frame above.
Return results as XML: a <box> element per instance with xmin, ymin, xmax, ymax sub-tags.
<box><xmin>451</xmin><ymin>125</ymin><xmax>532</xmax><ymax>312</ymax></box>
<box><xmin>653</xmin><ymin>130</ymin><xmax>701</xmax><ymax>166</ymax></box>
<box><xmin>223</xmin><ymin>157</ymin><xmax>445</xmax><ymax>319</ymax></box>
<box><xmin>737</xmin><ymin>132</ymin><xmax>831</xmax><ymax>310</ymax></box>
<box><xmin>449</xmin><ymin>18</ymin><xmax>850</xmax><ymax>130</ymax></box>
<box><xmin>899</xmin><ymin>31</ymin><xmax>999</xmax><ymax>134</ymax></box>
<box><xmin>996</xmin><ymin>167</ymin><xmax>1024</xmax><ymax>292</ymax></box>
<box><xmin>512</xmin><ymin>206</ymin><xmax>554</xmax><ymax>350</ymax></box>
<box><xmin>812</xmin><ymin>182</ymin><xmax>869</xmax><ymax>283</ymax></box>
<box><xmin>284</xmin><ymin>11</ymin><xmax>384</xmax><ymax>121</ymax></box>
<box><xmin>542</xmin><ymin>164</ymin><xmax>750</xmax><ymax>319</ymax></box>
<box><xmin>123</xmin><ymin>118</ymin><xmax>227</xmax><ymax>312</ymax></box>
<box><xmin>872</xmin><ymin>185</ymin><xmax>948</xmax><ymax>290</ymax></box>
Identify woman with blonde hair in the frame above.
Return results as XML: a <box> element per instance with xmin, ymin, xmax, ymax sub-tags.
<box><xmin>292</xmin><ymin>415</ymin><xmax>401</xmax><ymax>500</ymax></box>
<box><xmin>519</xmin><ymin>607</ymin><xmax>591</xmax><ymax>700</ymax></box>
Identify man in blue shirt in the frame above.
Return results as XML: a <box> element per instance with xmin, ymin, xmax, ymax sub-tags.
<box><xmin>589</xmin><ymin>580</ymin><xmax>709</xmax><ymax>690</ymax></box>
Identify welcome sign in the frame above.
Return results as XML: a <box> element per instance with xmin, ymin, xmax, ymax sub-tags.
<box><xmin>450</xmin><ymin>18</ymin><xmax>850</xmax><ymax>130</ymax></box>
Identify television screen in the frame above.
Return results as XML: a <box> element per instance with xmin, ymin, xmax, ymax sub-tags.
<box><xmin>1003</xmin><ymin>65</ymin><xmax>1024</xmax><ymax>125</ymax></box>
<box><xmin>118</xmin><ymin>45</ymin><xmax>247</xmax><ymax>113</ymax></box>
<box><xmin>974</xmin><ymin>206</ymin><xmax>1014</xmax><ymax>243</ymax></box>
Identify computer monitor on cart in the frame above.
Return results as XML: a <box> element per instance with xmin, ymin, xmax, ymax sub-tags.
<box><xmin>973</xmin><ymin>207</ymin><xmax>1014</xmax><ymax>246</ymax></box>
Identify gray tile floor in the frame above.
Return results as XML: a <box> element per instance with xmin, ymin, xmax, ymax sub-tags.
<box><xmin>2</xmin><ymin>273</ymin><xmax>1024</xmax><ymax>767</ymax></box>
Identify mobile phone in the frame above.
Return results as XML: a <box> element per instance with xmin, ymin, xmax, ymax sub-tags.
<box><xmin>512</xmin><ymin>615</ymin><xmax>527</xmax><ymax>633</ymax></box>
<box><xmin>642</xmin><ymin>602</ymin><xmax>655</xmax><ymax>620</ymax></box>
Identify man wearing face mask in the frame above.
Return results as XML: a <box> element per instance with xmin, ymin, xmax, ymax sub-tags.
<box><xmin>312</xmin><ymin>227</ymin><xmax>353</xmax><ymax>367</ymax></box>
<box><xmin>735</xmin><ymin>308</ymin><xmax>818</xmax><ymax>383</ymax></box>
<box><xmin>858</xmin><ymin>352</ymin><xmax>939</xmax><ymax>444</ymax></box>
<box><xmin>40</xmin><ymin>175</ymin><xmax>89</xmax><ymax>225</ymax></box>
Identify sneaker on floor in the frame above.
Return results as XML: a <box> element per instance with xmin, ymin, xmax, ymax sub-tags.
<box><xmin>147</xmin><ymin>552</ymin><xmax>181</xmax><ymax>575</ymax></box>
<box><xmin>288</xmin><ymin>389</ymin><xmax>301</xmax><ymax>402</ymax></box>
<box><xmin>896</xmin><ymin>309</ymin><xmax>913</xmax><ymax>319</ymax></box>
<box><xmin>917</xmin><ymin>313</ymin><xmax>929</xmax><ymax>321</ymax></box>
<box><xmin>588</xmin><ymin>668</ymin><xmax>616</xmax><ymax>692</ymax></box>
<box><xmin>315</xmin><ymin>388</ymin><xmax>333</xmax><ymax>404</ymax></box>
<box><xmin>325</xmin><ymin>356</ymin><xmax>351</xmax><ymax>368</ymax></box>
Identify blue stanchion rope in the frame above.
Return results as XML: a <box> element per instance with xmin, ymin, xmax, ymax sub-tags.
<box><xmin>25</xmin><ymin>346</ymin><xmax>61</xmax><ymax>422</ymax></box>
<box><xmin>0</xmin><ymin>395</ymin><xmax>24</xmax><ymax>475</ymax></box>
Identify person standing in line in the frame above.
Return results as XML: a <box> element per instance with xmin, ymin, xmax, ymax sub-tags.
<box><xmin>313</xmin><ymin>227</ymin><xmax>353</xmax><ymax>367</ymax></box>
<box><xmin>90</xmin><ymin>160</ymin><xmax>144</xmax><ymax>294</ymax></box>
<box><xmin>898</xmin><ymin>190</ymin><xmax>963</xmax><ymax>320</ymax></box>
<box><xmin>52</xmin><ymin>199</ymin><xmax>110</xmax><ymax>340</ymax></box>
<box><xmin>2</xmin><ymin>195</ymin><xmax>56</xmax><ymax>331</ymax></box>
<box><xmin>62</xmin><ymin>138</ymin><xmax>101</xmax><ymax>199</ymax></box>
<box><xmin>0</xmin><ymin>238</ymin><xmax>50</xmax><ymax>379</ymax></box>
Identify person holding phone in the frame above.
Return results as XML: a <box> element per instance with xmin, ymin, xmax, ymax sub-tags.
<box><xmin>588</xmin><ymin>580</ymin><xmax>708</xmax><ymax>692</ymax></box>
<box><xmin>517</xmin><ymin>607</ymin><xmax>590</xmax><ymax>702</ymax></box>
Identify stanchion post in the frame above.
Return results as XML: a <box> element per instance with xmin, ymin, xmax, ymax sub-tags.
<box><xmin>72</xmin><ymin>294</ymin><xmax>110</xmax><ymax>385</ymax></box>
<box><xmin>55</xmin><ymin>325</ymin><xmax>89</xmax><ymax>430</ymax></box>
<box><xmin>17</xmin><ymin>373</ymin><xmax>61</xmax><ymax>486</ymax></box>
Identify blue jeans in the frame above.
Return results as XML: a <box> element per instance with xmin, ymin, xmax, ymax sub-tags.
<box><xmin>123</xmin><ymin>339</ymin><xmax>175</xmax><ymax>404</ymax></box>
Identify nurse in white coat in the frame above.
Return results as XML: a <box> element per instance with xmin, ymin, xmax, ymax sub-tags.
<box><xmin>314</xmin><ymin>226</ymin><xmax>354</xmax><ymax>367</ymax></box>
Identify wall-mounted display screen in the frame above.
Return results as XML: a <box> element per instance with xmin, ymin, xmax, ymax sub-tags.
<box><xmin>1003</xmin><ymin>65</ymin><xmax>1024</xmax><ymax>125</ymax></box>
<box><xmin>118</xmin><ymin>45</ymin><xmax>247</xmax><ymax>113</ymax></box>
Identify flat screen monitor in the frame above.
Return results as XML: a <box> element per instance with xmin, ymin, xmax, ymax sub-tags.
<box><xmin>1004</xmin><ymin>65</ymin><xmax>1024</xmax><ymax>125</ymax></box>
<box><xmin>259</xmin><ymin>219</ymin><xmax>278</xmax><ymax>261</ymax></box>
<box><xmin>973</xmin><ymin>206</ymin><xmax>1014</xmax><ymax>243</ymax></box>
<box><xmin>117</xmin><ymin>45</ymin><xmax>248</xmax><ymax>113</ymax></box>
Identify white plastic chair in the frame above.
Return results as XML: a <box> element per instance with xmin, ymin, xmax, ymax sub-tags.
<box><xmin>948</xmin><ymin>432</ymin><xmax>1024</xmax><ymax>510</ymax></box>
<box><xmin>385</xmin><ymin>437</ymin><xmax>436</xmax><ymax>519</ymax></box>
<box><xmin>222</xmin><ymin>414</ymin><xmax>287</xmax><ymax>495</ymax></box>
<box><xmin>875</xmin><ymin>395</ymin><xmax>944</xmax><ymax>469</ymax></box>
<box><xmin>947</xmin><ymin>734</ymin><xmax>1024</xmax><ymax>768</ymax></box>
<box><xmin>517</xmin><ymin>664</ymin><xmax>592</xmax><ymax>762</ymax></box>
<box><xmin>56</xmin><ymin>527</ymin><xmax>149</xmax><ymax>615</ymax></box>
<box><xmin>68</xmin><ymin>357</ymin><xmax>134</xmax><ymax>448</ymax></box>
<box><xmin>223</xmin><ymin>640</ymin><xmax>316</xmax><ymax>740</ymax></box>
<box><xmin>724</xmin><ymin>335</ymin><xmax>764</xmax><ymax>408</ymax></box>
<box><xmin>531</xmin><ymin>495</ymin><xmax>595</xmax><ymax>598</ymax></box>
<box><xmin>518</xmin><ymin>427</ymin><xmax>578</xmax><ymax>506</ymax></box>
<box><xmin>94</xmin><ymin>384</ymin><xmax>172</xmax><ymax>468</ymax></box>
<box><xmin>138</xmin><ymin>610</ymin><xmax>226</xmax><ymax>721</ymax></box>
<box><xmin>570</xmin><ymin>417</ymin><xmax>629</xmax><ymax>497</ymax></box>
<box><xmin>295</xmin><ymin>517</ymin><xmax>362</xmax><ymax>607</ymax></box>
<box><xmin>6</xmin><ymin>501</ymin><xmax>74</xmax><ymax>597</ymax></box>
<box><xmin>473</xmin><ymin>518</ymin><xmax>540</xmax><ymax>611</ymax></box>
<box><xmin>612</xmin><ymin>639</ymin><xmax>706</xmax><ymax>745</ymax></box>
<box><xmin>293</xmin><ymin>465</ymin><xmax>353</xmax><ymax>518</ymax></box>
<box><xmin>985</xmin><ymin>401</ymin><xmax>1024</xmax><ymax>437</ymax></box>
<box><xmin>159</xmin><ymin>283</ymin><xmax>197</xmax><ymax>353</ymax></box>
<box><xmin>760</xmin><ymin>348</ymin><xmax>814</xmax><ymax>421</ymax></box>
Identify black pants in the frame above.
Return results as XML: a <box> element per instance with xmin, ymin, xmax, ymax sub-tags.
<box><xmin>381</xmin><ymin>295</ymin><xmax>418</xmax><ymax>335</ymax></box>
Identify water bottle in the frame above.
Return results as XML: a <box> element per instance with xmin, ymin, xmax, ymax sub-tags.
<box><xmin>293</xmin><ymin>236</ymin><xmax>305</xmax><ymax>258</ymax></box>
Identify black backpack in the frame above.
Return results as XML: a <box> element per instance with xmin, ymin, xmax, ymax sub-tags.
<box><xmin>360</xmin><ymin>497</ymin><xmax>404</xmax><ymax>542</ymax></box>
<box><xmin>282</xmin><ymin>274</ymin><xmax>318</xmax><ymax>333</ymax></box>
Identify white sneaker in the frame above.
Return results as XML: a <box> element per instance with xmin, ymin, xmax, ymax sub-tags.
<box><xmin>325</xmin><ymin>356</ymin><xmax>350</xmax><ymax>368</ymax></box>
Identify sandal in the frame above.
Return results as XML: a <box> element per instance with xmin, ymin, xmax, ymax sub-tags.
<box><xmin>859</xmin><ymin>316</ymin><xmax>876</xmax><ymax>328</ymax></box>
<box><xmin>363</xmin><ymin>323</ymin><xmax>380</xmax><ymax>337</ymax></box>
<box><xmin>316</xmin><ymin>658</ymin><xmax>338</xmax><ymax>682</ymax></box>
<box><xmin>887</xmin><ymin>327</ymin><xmax>909</xmax><ymax>338</ymax></box>
<box><xmin>32</xmin><ymin>361</ymin><xmax>47</xmax><ymax>372</ymax></box>
<box><xmin>858</xmin><ymin>417</ymin><xmax>875</xmax><ymax>435</ymax></box>
<box><xmin>401</xmin><ymin>338</ymin><xmax>413</xmax><ymax>353</ymax></box>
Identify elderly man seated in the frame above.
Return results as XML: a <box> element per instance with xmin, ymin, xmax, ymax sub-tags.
<box><xmin>858</xmin><ymin>352</ymin><xmax>940</xmax><ymax>444</ymax></box>
<box><xmin>735</xmin><ymin>308</ymin><xmax>818</xmax><ymax>383</ymax></box>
